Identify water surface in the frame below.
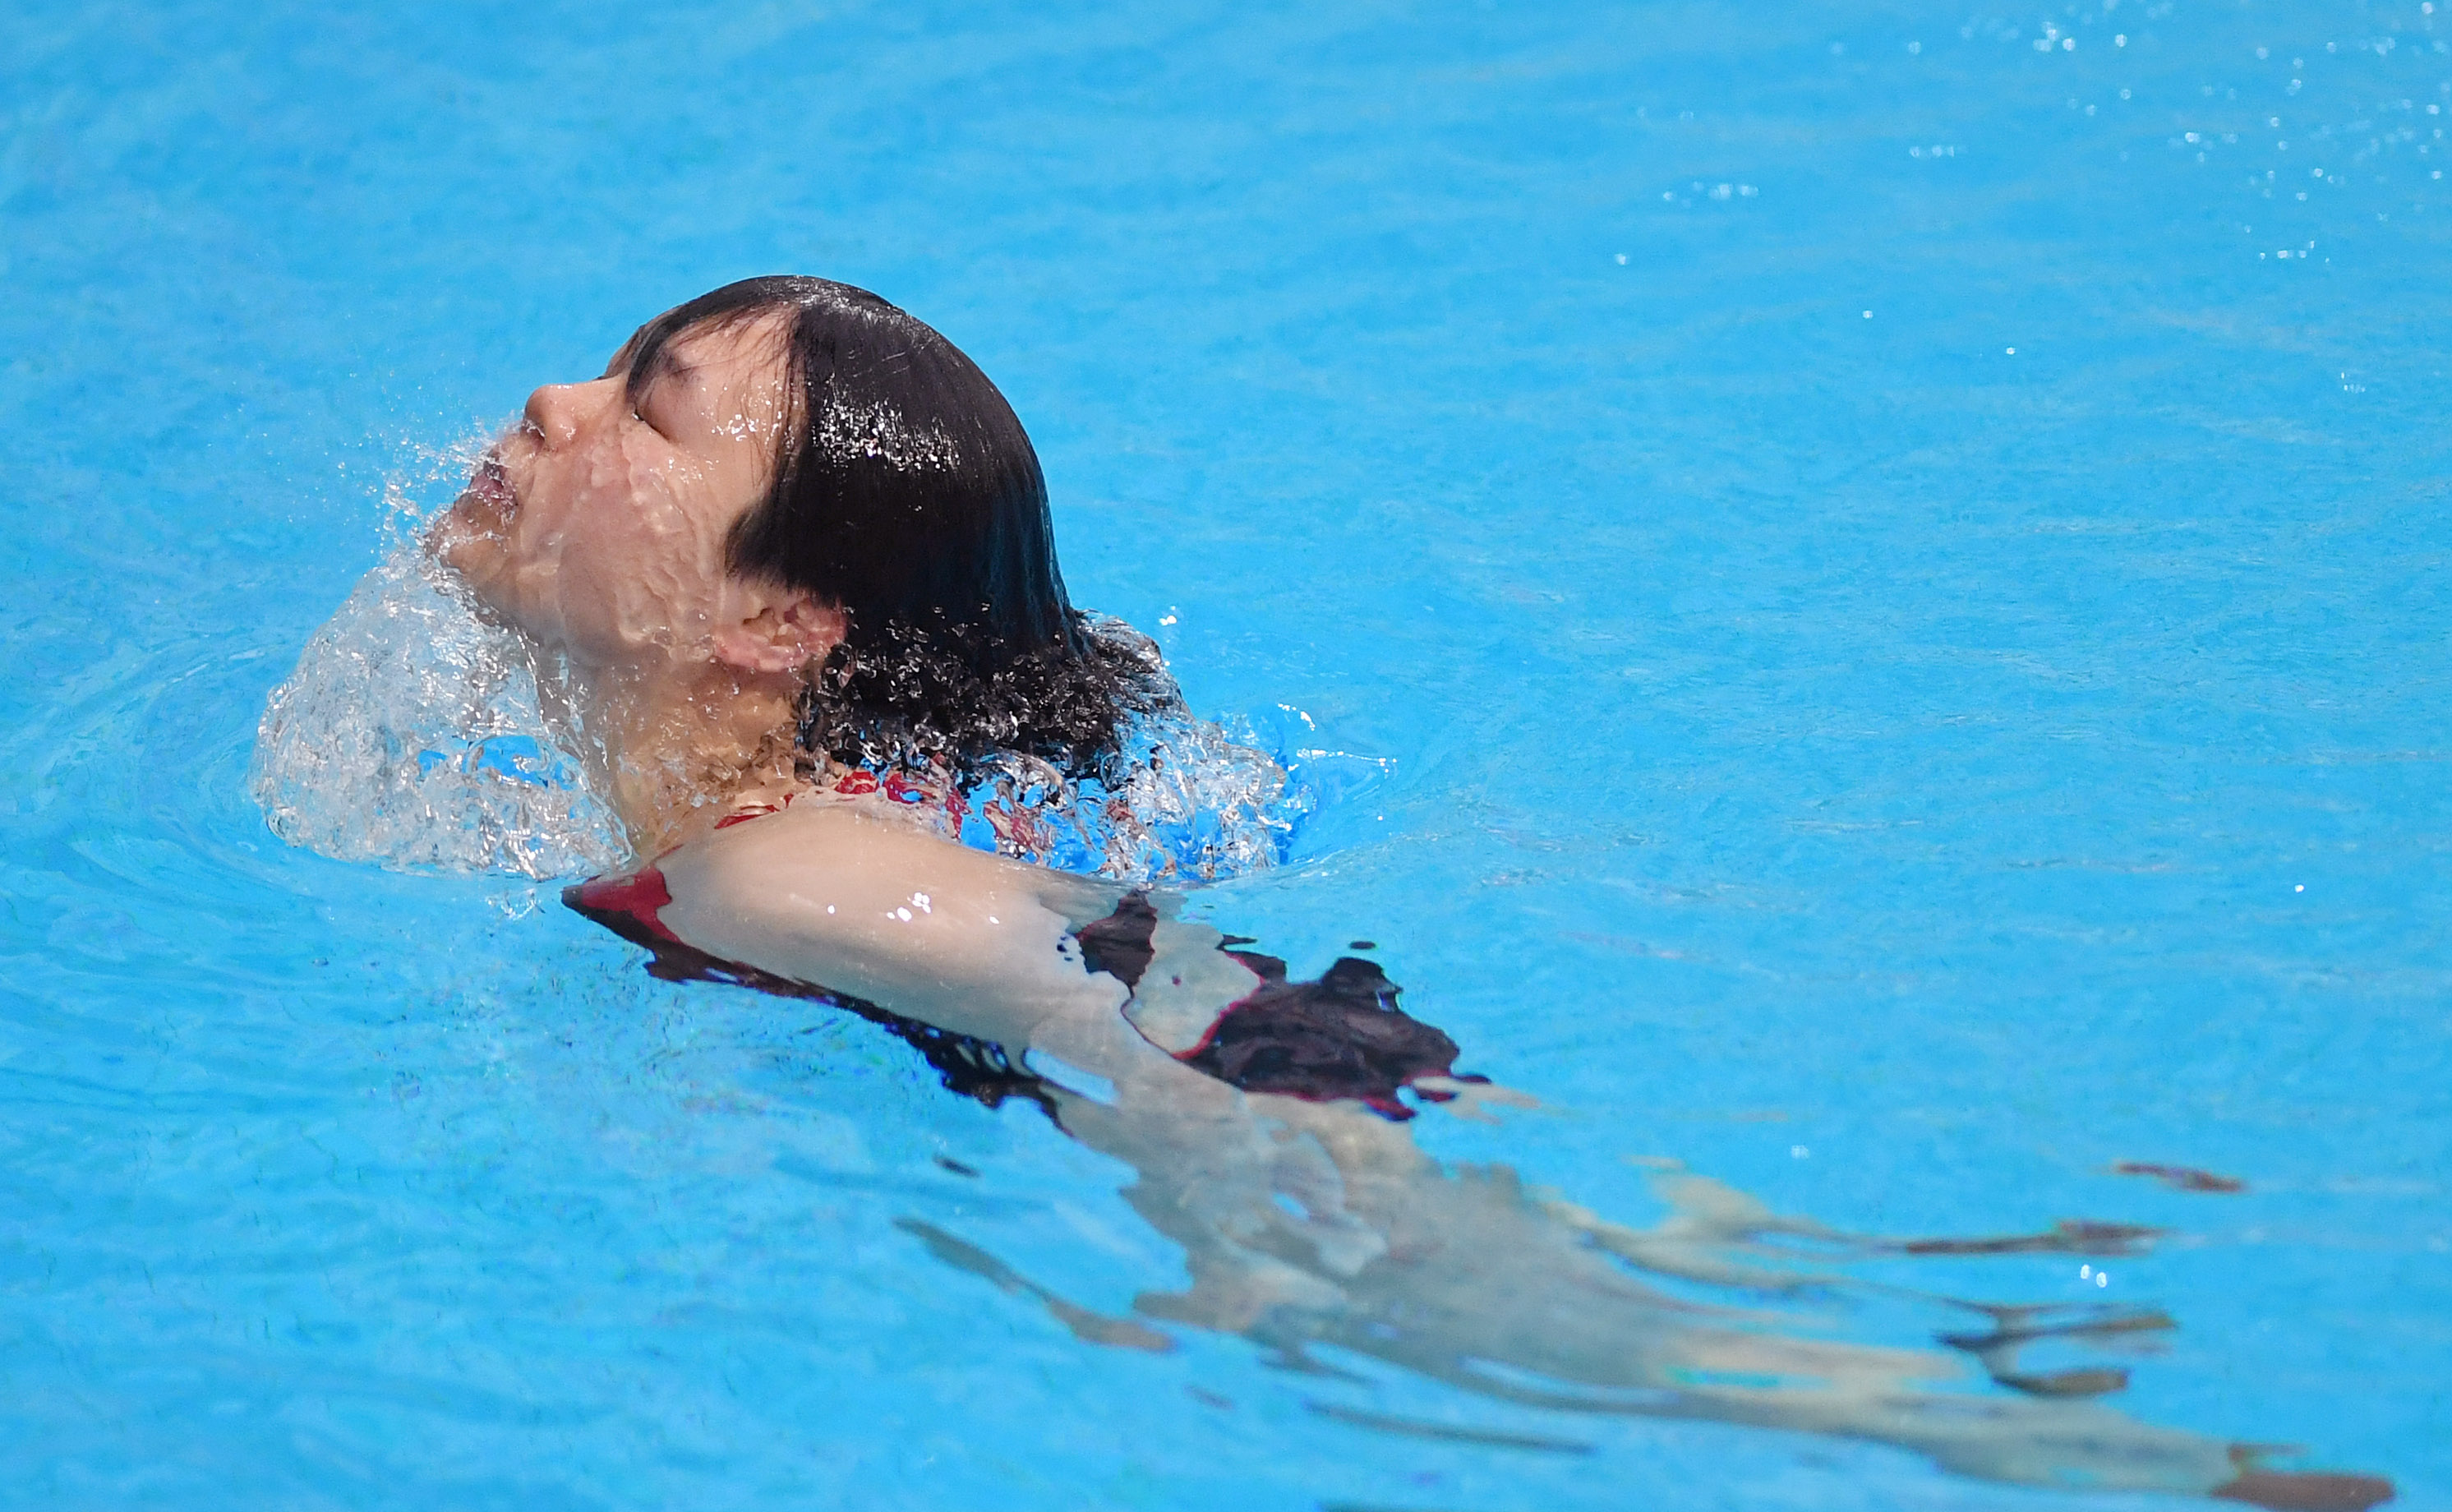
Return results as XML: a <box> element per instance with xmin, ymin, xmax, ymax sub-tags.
<box><xmin>2</xmin><ymin>0</ymin><xmax>2446</xmax><ymax>1506</ymax></box>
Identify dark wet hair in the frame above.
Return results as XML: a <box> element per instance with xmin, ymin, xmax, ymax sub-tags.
<box><xmin>620</xmin><ymin>275</ymin><xmax>1172</xmax><ymax>779</ymax></box>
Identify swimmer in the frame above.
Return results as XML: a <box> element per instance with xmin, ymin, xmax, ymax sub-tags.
<box><xmin>426</xmin><ymin>275</ymin><xmax>2390</xmax><ymax>1510</ymax></box>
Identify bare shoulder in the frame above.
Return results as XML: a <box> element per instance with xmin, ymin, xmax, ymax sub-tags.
<box><xmin>648</xmin><ymin>801</ymin><xmax>1127</xmax><ymax>1043</ymax></box>
<box><xmin>666</xmin><ymin>801</ymin><xmax>1118</xmax><ymax>929</ymax></box>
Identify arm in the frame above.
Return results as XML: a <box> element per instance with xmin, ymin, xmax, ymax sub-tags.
<box><xmin>652</xmin><ymin>802</ymin><xmax>1158</xmax><ymax>1054</ymax></box>
<box><xmin>578</xmin><ymin>799</ymin><xmax>1473</xmax><ymax>1117</ymax></box>
<box><xmin>565</xmin><ymin>802</ymin><xmax>2391</xmax><ymax>1511</ymax></box>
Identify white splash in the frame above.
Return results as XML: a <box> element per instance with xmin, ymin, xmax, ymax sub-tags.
<box><xmin>966</xmin><ymin>705</ymin><xmax>1308</xmax><ymax>886</ymax></box>
<box><xmin>250</xmin><ymin>452</ymin><xmax>1304</xmax><ymax>887</ymax></box>
<box><xmin>249</xmin><ymin>527</ymin><xmax>628</xmax><ymax>880</ymax></box>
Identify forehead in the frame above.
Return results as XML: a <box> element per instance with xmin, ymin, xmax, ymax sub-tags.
<box><xmin>615</xmin><ymin>308</ymin><xmax>790</xmax><ymax>404</ymax></box>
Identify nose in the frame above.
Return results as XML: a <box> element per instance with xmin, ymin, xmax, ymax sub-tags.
<box><xmin>523</xmin><ymin>380</ymin><xmax>597</xmax><ymax>450</ymax></box>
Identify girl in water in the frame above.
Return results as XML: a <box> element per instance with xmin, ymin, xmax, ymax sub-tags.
<box><xmin>421</xmin><ymin>275</ymin><xmax>2385</xmax><ymax>1510</ymax></box>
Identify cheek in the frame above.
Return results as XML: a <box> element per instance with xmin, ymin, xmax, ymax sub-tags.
<box><xmin>561</xmin><ymin>461</ymin><xmax>735</xmax><ymax>650</ymax></box>
<box><xmin>626</xmin><ymin>456</ymin><xmax>735</xmax><ymax>594</ymax></box>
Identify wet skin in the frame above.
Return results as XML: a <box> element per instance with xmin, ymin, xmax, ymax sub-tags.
<box><xmin>436</xmin><ymin>301</ymin><xmax>2395</xmax><ymax>1511</ymax></box>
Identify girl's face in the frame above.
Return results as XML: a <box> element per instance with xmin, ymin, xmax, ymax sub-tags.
<box><xmin>437</xmin><ymin>311</ymin><xmax>827</xmax><ymax>675</ymax></box>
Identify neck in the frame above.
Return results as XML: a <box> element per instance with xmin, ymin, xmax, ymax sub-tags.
<box><xmin>562</xmin><ymin>658</ymin><xmax>812</xmax><ymax>857</ymax></box>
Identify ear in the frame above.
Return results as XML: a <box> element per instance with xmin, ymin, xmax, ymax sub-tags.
<box><xmin>709</xmin><ymin>583</ymin><xmax>846</xmax><ymax>676</ymax></box>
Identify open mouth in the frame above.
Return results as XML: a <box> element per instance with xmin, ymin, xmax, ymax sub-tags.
<box><xmin>459</xmin><ymin>450</ymin><xmax>518</xmax><ymax>519</ymax></box>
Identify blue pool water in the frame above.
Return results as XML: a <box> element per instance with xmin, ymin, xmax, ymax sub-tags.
<box><xmin>4</xmin><ymin>0</ymin><xmax>2449</xmax><ymax>1506</ymax></box>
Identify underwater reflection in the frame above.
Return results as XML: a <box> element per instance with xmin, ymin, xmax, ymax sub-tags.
<box><xmin>593</xmin><ymin>917</ymin><xmax>2393</xmax><ymax>1511</ymax></box>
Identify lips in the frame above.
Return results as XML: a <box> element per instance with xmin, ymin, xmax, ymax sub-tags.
<box><xmin>462</xmin><ymin>451</ymin><xmax>517</xmax><ymax>519</ymax></box>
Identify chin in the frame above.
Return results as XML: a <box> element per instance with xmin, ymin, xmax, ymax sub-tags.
<box><xmin>431</xmin><ymin>515</ymin><xmax>547</xmax><ymax>647</ymax></box>
<box><xmin>432</xmin><ymin>502</ymin><xmax>498</xmax><ymax>578</ymax></box>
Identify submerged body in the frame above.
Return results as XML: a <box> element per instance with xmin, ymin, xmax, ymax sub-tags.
<box><xmin>565</xmin><ymin>794</ymin><xmax>2382</xmax><ymax>1510</ymax></box>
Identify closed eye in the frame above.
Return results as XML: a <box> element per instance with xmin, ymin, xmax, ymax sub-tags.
<box><xmin>627</xmin><ymin>357</ymin><xmax>700</xmax><ymax>444</ymax></box>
